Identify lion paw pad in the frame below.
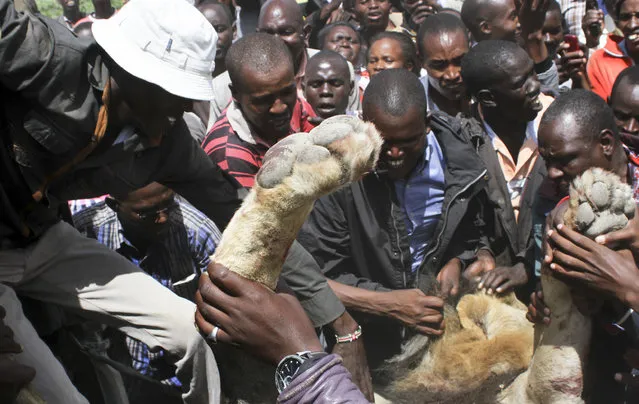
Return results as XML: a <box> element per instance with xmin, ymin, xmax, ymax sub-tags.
<box><xmin>564</xmin><ymin>167</ymin><xmax>635</xmax><ymax>238</ymax></box>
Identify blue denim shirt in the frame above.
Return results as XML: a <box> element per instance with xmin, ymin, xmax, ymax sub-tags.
<box><xmin>394</xmin><ymin>131</ymin><xmax>446</xmax><ymax>272</ymax></box>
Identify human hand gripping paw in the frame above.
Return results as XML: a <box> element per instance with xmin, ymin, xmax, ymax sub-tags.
<box><xmin>563</xmin><ymin>167</ymin><xmax>636</xmax><ymax>238</ymax></box>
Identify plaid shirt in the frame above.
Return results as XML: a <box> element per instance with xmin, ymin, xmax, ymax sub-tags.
<box><xmin>560</xmin><ymin>0</ymin><xmax>587</xmax><ymax>43</ymax></box>
<box><xmin>70</xmin><ymin>198</ymin><xmax>220</xmax><ymax>385</ymax></box>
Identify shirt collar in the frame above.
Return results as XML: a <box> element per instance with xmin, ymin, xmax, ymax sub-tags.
<box><xmin>414</xmin><ymin>131</ymin><xmax>439</xmax><ymax>175</ymax></box>
<box><xmin>226</xmin><ymin>102</ymin><xmax>273</xmax><ymax>147</ymax></box>
<box><xmin>483</xmin><ymin>120</ymin><xmax>538</xmax><ymax>146</ymax></box>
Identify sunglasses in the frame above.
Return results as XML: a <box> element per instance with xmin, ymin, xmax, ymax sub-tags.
<box><xmin>107</xmin><ymin>198</ymin><xmax>176</xmax><ymax>223</ymax></box>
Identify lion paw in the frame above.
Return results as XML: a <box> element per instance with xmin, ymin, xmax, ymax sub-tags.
<box><xmin>564</xmin><ymin>167</ymin><xmax>635</xmax><ymax>238</ymax></box>
<box><xmin>256</xmin><ymin>115</ymin><xmax>382</xmax><ymax>195</ymax></box>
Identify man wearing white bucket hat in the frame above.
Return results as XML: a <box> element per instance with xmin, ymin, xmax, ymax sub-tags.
<box><xmin>0</xmin><ymin>0</ymin><xmax>345</xmax><ymax>402</ymax></box>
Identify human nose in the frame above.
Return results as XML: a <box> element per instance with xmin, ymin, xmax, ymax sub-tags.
<box><xmin>320</xmin><ymin>83</ymin><xmax>332</xmax><ymax>96</ymax></box>
<box><xmin>386</xmin><ymin>146</ymin><xmax>403</xmax><ymax>158</ymax></box>
<box><xmin>270</xmin><ymin>98</ymin><xmax>287</xmax><ymax>114</ymax></box>
<box><xmin>547</xmin><ymin>165</ymin><xmax>563</xmax><ymax>180</ymax></box>
<box><xmin>443</xmin><ymin>65</ymin><xmax>460</xmax><ymax>82</ymax></box>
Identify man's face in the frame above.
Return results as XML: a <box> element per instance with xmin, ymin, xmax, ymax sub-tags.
<box><xmin>542</xmin><ymin>9</ymin><xmax>564</xmax><ymax>57</ymax></box>
<box><xmin>401</xmin><ymin>0</ymin><xmax>440</xmax><ymax>30</ymax></box>
<box><xmin>111</xmin><ymin>184</ymin><xmax>176</xmax><ymax>240</ymax></box>
<box><xmin>483</xmin><ymin>55</ymin><xmax>542</xmax><ymax>123</ymax></box>
<box><xmin>235</xmin><ymin>64</ymin><xmax>297</xmax><ymax>143</ymax></box>
<box><xmin>323</xmin><ymin>25</ymin><xmax>361</xmax><ymax>65</ymax></box>
<box><xmin>618</xmin><ymin>0</ymin><xmax>639</xmax><ymax>53</ymax></box>
<box><xmin>200</xmin><ymin>5</ymin><xmax>234</xmax><ymax>64</ymax></box>
<box><xmin>257</xmin><ymin>5</ymin><xmax>305</xmax><ymax>69</ymax></box>
<box><xmin>354</xmin><ymin>0</ymin><xmax>392</xmax><ymax>31</ymax></box>
<box><xmin>421</xmin><ymin>29</ymin><xmax>468</xmax><ymax>100</ymax></box>
<box><xmin>58</xmin><ymin>0</ymin><xmax>79</xmax><ymax>12</ymax></box>
<box><xmin>365</xmin><ymin>106</ymin><xmax>427</xmax><ymax>180</ymax></box>
<box><xmin>611</xmin><ymin>80</ymin><xmax>639</xmax><ymax>152</ymax></box>
<box><xmin>304</xmin><ymin>58</ymin><xmax>352</xmax><ymax>119</ymax></box>
<box><xmin>484</xmin><ymin>0</ymin><xmax>521</xmax><ymax>43</ymax></box>
<box><xmin>539</xmin><ymin>116</ymin><xmax>610</xmax><ymax>196</ymax></box>
<box><xmin>367</xmin><ymin>38</ymin><xmax>411</xmax><ymax>77</ymax></box>
<box><xmin>110</xmin><ymin>68</ymin><xmax>189</xmax><ymax>146</ymax></box>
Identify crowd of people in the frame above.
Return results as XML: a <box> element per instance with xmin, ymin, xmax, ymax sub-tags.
<box><xmin>2</xmin><ymin>0</ymin><xmax>639</xmax><ymax>402</ymax></box>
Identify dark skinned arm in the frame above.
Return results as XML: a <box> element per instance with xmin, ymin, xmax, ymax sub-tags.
<box><xmin>327</xmin><ymin>279</ymin><xmax>445</xmax><ymax>336</ymax></box>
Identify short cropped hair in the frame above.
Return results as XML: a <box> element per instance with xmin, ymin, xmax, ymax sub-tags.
<box><xmin>460</xmin><ymin>39</ymin><xmax>529</xmax><ymax>96</ymax></box>
<box><xmin>417</xmin><ymin>13</ymin><xmax>469</xmax><ymax>58</ymax></box>
<box><xmin>226</xmin><ymin>33</ymin><xmax>293</xmax><ymax>92</ymax></box>
<box><xmin>363</xmin><ymin>69</ymin><xmax>427</xmax><ymax>118</ymax></box>
<box><xmin>611</xmin><ymin>66</ymin><xmax>639</xmax><ymax>100</ymax></box>
<box><xmin>541</xmin><ymin>89</ymin><xmax>620</xmax><ymax>143</ymax></box>
<box><xmin>317</xmin><ymin>22</ymin><xmax>361</xmax><ymax>49</ymax></box>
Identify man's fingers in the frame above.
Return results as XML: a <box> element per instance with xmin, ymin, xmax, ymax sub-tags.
<box><xmin>551</xmin><ymin>249</ymin><xmax>591</xmax><ymax>273</ymax></box>
<box><xmin>206</xmin><ymin>263</ymin><xmax>250</xmax><ymax>297</ymax></box>
<box><xmin>555</xmin><ymin>224</ymin><xmax>597</xmax><ymax>252</ymax></box>
<box><xmin>195</xmin><ymin>289</ymin><xmax>233</xmax><ymax>325</ymax></box>
<box><xmin>548</xmin><ymin>227</ymin><xmax>591</xmax><ymax>260</ymax></box>
<box><xmin>198</xmin><ymin>272</ymin><xmax>235</xmax><ymax>312</ymax></box>
<box><xmin>194</xmin><ymin>310</ymin><xmax>234</xmax><ymax>345</ymax></box>
<box><xmin>496</xmin><ymin>280</ymin><xmax>515</xmax><ymax>294</ymax></box>
<box><xmin>414</xmin><ymin>324</ymin><xmax>445</xmax><ymax>336</ymax></box>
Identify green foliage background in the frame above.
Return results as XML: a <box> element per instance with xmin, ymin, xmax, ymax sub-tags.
<box><xmin>36</xmin><ymin>0</ymin><xmax>124</xmax><ymax>18</ymax></box>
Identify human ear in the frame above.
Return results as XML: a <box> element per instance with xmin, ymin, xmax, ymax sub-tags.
<box><xmin>599</xmin><ymin>129</ymin><xmax>616</xmax><ymax>157</ymax></box>
<box><xmin>477</xmin><ymin>89</ymin><xmax>496</xmax><ymax>108</ymax></box>
<box><xmin>479</xmin><ymin>20</ymin><xmax>491</xmax><ymax>37</ymax></box>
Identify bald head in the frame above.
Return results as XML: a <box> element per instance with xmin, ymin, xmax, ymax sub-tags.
<box><xmin>461</xmin><ymin>0</ymin><xmax>520</xmax><ymax>42</ymax></box>
<box><xmin>307</xmin><ymin>50</ymin><xmax>350</xmax><ymax>77</ymax></box>
<box><xmin>257</xmin><ymin>0</ymin><xmax>306</xmax><ymax>72</ymax></box>
<box><xmin>197</xmin><ymin>0</ymin><xmax>233</xmax><ymax>22</ymax></box>
<box><xmin>259</xmin><ymin>0</ymin><xmax>304</xmax><ymax>27</ymax></box>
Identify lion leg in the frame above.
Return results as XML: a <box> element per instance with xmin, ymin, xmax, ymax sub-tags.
<box><xmin>212</xmin><ymin>116</ymin><xmax>382</xmax><ymax>289</ymax></box>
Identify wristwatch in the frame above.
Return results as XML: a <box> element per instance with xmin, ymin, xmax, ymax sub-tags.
<box><xmin>275</xmin><ymin>351</ymin><xmax>328</xmax><ymax>393</ymax></box>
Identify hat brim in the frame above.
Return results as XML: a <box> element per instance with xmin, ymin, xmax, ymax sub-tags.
<box><xmin>92</xmin><ymin>20</ymin><xmax>214</xmax><ymax>101</ymax></box>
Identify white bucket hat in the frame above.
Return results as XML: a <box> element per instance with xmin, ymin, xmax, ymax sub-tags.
<box><xmin>92</xmin><ymin>0</ymin><xmax>218</xmax><ymax>101</ymax></box>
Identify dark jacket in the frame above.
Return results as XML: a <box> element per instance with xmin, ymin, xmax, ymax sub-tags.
<box><xmin>298</xmin><ymin>112</ymin><xmax>488</xmax><ymax>368</ymax></box>
<box><xmin>459</xmin><ymin>114</ymin><xmax>546</xmax><ymax>286</ymax></box>
<box><xmin>0</xmin><ymin>2</ymin><xmax>241</xmax><ymax>247</ymax></box>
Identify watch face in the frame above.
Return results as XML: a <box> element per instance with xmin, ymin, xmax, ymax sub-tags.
<box><xmin>275</xmin><ymin>356</ymin><xmax>303</xmax><ymax>392</ymax></box>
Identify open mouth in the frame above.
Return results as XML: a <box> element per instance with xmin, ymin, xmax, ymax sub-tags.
<box><xmin>628</xmin><ymin>31</ymin><xmax>639</xmax><ymax>42</ymax></box>
<box><xmin>529</xmin><ymin>93</ymin><xmax>543</xmax><ymax>111</ymax></box>
<box><xmin>316</xmin><ymin>103</ymin><xmax>336</xmax><ymax>111</ymax></box>
<box><xmin>386</xmin><ymin>159</ymin><xmax>404</xmax><ymax>169</ymax></box>
<box><xmin>367</xmin><ymin>12</ymin><xmax>383</xmax><ymax>21</ymax></box>
<box><xmin>270</xmin><ymin>115</ymin><xmax>290</xmax><ymax>130</ymax></box>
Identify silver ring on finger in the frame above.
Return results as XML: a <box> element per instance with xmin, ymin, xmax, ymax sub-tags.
<box><xmin>207</xmin><ymin>326</ymin><xmax>220</xmax><ymax>344</ymax></box>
